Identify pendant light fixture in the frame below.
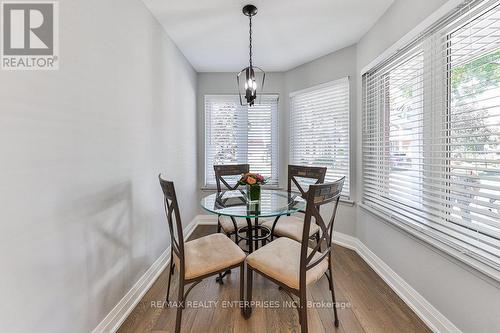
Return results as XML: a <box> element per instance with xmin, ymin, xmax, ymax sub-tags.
<box><xmin>237</xmin><ymin>4</ymin><xmax>265</xmax><ymax>107</ymax></box>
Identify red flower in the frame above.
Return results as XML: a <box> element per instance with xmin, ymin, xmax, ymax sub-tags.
<box><xmin>239</xmin><ymin>172</ymin><xmax>268</xmax><ymax>185</ymax></box>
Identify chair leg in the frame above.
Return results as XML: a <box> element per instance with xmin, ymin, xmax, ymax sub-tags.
<box><xmin>328</xmin><ymin>258</ymin><xmax>339</xmax><ymax>327</ymax></box>
<box><xmin>239</xmin><ymin>263</ymin><xmax>245</xmax><ymax>315</ymax></box>
<box><xmin>255</xmin><ymin>218</ymin><xmax>259</xmax><ymax>250</ymax></box>
<box><xmin>166</xmin><ymin>252</ymin><xmax>173</xmax><ymax>304</ymax></box>
<box><xmin>225</xmin><ymin>232</ymin><xmax>233</xmax><ymax>276</ymax></box>
<box><xmin>217</xmin><ymin>270</ymin><xmax>224</xmax><ymax>284</ymax></box>
<box><xmin>244</xmin><ymin>266</ymin><xmax>253</xmax><ymax>319</ymax></box>
<box><xmin>216</xmin><ymin>272</ymin><xmax>224</xmax><ymax>285</ymax></box>
<box><xmin>215</xmin><ymin>231</ymin><xmax>233</xmax><ymax>284</ymax></box>
<box><xmin>175</xmin><ymin>279</ymin><xmax>185</xmax><ymax>333</ymax></box>
<box><xmin>315</xmin><ymin>232</ymin><xmax>321</xmax><ymax>251</ymax></box>
<box><xmin>299</xmin><ymin>295</ymin><xmax>308</xmax><ymax>333</ymax></box>
<box><xmin>270</xmin><ymin>218</ymin><xmax>277</xmax><ymax>241</ymax></box>
<box><xmin>261</xmin><ymin>224</ymin><xmax>268</xmax><ymax>247</ymax></box>
<box><xmin>227</xmin><ymin>233</ymin><xmax>233</xmax><ymax>272</ymax></box>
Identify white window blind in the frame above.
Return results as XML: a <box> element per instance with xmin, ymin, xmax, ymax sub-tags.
<box><xmin>362</xmin><ymin>0</ymin><xmax>500</xmax><ymax>275</ymax></box>
<box><xmin>205</xmin><ymin>95</ymin><xmax>279</xmax><ymax>186</ymax></box>
<box><xmin>290</xmin><ymin>77</ymin><xmax>350</xmax><ymax>197</ymax></box>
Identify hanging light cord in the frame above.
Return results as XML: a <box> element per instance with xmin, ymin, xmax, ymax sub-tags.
<box><xmin>249</xmin><ymin>15</ymin><xmax>253</xmax><ymax>67</ymax></box>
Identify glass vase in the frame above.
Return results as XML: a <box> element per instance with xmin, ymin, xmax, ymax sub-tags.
<box><xmin>247</xmin><ymin>184</ymin><xmax>261</xmax><ymax>203</ymax></box>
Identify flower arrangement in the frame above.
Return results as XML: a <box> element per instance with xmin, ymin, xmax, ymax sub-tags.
<box><xmin>238</xmin><ymin>173</ymin><xmax>268</xmax><ymax>186</ymax></box>
<box><xmin>239</xmin><ymin>173</ymin><xmax>268</xmax><ymax>202</ymax></box>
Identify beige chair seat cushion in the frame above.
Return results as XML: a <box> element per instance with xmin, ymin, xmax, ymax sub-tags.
<box><xmin>246</xmin><ymin>237</ymin><xmax>329</xmax><ymax>290</ymax></box>
<box><xmin>173</xmin><ymin>233</ymin><xmax>246</xmax><ymax>280</ymax></box>
<box><xmin>219</xmin><ymin>215</ymin><xmax>248</xmax><ymax>233</ymax></box>
<box><xmin>262</xmin><ymin>216</ymin><xmax>320</xmax><ymax>242</ymax></box>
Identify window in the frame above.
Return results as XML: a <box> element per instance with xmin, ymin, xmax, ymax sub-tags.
<box><xmin>362</xmin><ymin>0</ymin><xmax>500</xmax><ymax>273</ymax></box>
<box><xmin>204</xmin><ymin>95</ymin><xmax>279</xmax><ymax>186</ymax></box>
<box><xmin>290</xmin><ymin>77</ymin><xmax>350</xmax><ymax>197</ymax></box>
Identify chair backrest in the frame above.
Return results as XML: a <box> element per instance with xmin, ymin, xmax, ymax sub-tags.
<box><xmin>214</xmin><ymin>164</ymin><xmax>250</xmax><ymax>193</ymax></box>
<box><xmin>299</xmin><ymin>178</ymin><xmax>345</xmax><ymax>289</ymax></box>
<box><xmin>158</xmin><ymin>175</ymin><xmax>185</xmax><ymax>272</ymax></box>
<box><xmin>288</xmin><ymin>165</ymin><xmax>327</xmax><ymax>214</ymax></box>
<box><xmin>288</xmin><ymin>165</ymin><xmax>327</xmax><ymax>197</ymax></box>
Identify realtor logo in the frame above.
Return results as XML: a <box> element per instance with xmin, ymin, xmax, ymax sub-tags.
<box><xmin>1</xmin><ymin>1</ymin><xmax>58</xmax><ymax>70</ymax></box>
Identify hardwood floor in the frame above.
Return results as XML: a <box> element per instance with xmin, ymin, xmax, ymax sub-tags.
<box><xmin>118</xmin><ymin>226</ymin><xmax>431</xmax><ymax>333</ymax></box>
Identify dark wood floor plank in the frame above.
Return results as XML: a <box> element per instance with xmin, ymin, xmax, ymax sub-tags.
<box><xmin>118</xmin><ymin>225</ymin><xmax>430</xmax><ymax>333</ymax></box>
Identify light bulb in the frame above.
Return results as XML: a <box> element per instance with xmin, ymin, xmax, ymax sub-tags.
<box><xmin>252</xmin><ymin>80</ymin><xmax>257</xmax><ymax>90</ymax></box>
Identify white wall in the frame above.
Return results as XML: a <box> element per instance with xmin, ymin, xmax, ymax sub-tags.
<box><xmin>356</xmin><ymin>1</ymin><xmax>500</xmax><ymax>332</ymax></box>
<box><xmin>0</xmin><ymin>0</ymin><xmax>197</xmax><ymax>332</ymax></box>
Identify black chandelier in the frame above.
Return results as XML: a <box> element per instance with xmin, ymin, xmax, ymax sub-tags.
<box><xmin>237</xmin><ymin>4</ymin><xmax>265</xmax><ymax>107</ymax></box>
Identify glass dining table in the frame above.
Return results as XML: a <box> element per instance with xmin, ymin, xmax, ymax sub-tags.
<box><xmin>201</xmin><ymin>189</ymin><xmax>306</xmax><ymax>254</ymax></box>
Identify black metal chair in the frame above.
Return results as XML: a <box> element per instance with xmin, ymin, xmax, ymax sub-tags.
<box><xmin>262</xmin><ymin>165</ymin><xmax>326</xmax><ymax>243</ymax></box>
<box><xmin>213</xmin><ymin>164</ymin><xmax>251</xmax><ymax>283</ymax></box>
<box><xmin>213</xmin><ymin>164</ymin><xmax>250</xmax><ymax>242</ymax></box>
<box><xmin>159</xmin><ymin>175</ymin><xmax>246</xmax><ymax>333</ymax></box>
<box><xmin>245</xmin><ymin>178</ymin><xmax>345</xmax><ymax>332</ymax></box>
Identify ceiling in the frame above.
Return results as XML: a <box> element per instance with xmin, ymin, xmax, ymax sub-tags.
<box><xmin>142</xmin><ymin>0</ymin><xmax>394</xmax><ymax>72</ymax></box>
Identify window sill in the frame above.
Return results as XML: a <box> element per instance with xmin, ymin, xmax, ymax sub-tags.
<box><xmin>359</xmin><ymin>203</ymin><xmax>500</xmax><ymax>285</ymax></box>
<box><xmin>340</xmin><ymin>198</ymin><xmax>355</xmax><ymax>206</ymax></box>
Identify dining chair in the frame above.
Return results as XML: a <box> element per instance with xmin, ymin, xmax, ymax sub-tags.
<box><xmin>159</xmin><ymin>175</ymin><xmax>246</xmax><ymax>333</ymax></box>
<box><xmin>244</xmin><ymin>178</ymin><xmax>344</xmax><ymax>332</ymax></box>
<box><xmin>214</xmin><ymin>164</ymin><xmax>250</xmax><ymax>241</ymax></box>
<box><xmin>262</xmin><ymin>165</ymin><xmax>326</xmax><ymax>243</ymax></box>
<box><xmin>213</xmin><ymin>164</ymin><xmax>250</xmax><ymax>283</ymax></box>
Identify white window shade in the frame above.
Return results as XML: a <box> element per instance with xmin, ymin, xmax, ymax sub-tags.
<box><xmin>290</xmin><ymin>77</ymin><xmax>350</xmax><ymax>197</ymax></box>
<box><xmin>362</xmin><ymin>0</ymin><xmax>500</xmax><ymax>275</ymax></box>
<box><xmin>205</xmin><ymin>95</ymin><xmax>279</xmax><ymax>186</ymax></box>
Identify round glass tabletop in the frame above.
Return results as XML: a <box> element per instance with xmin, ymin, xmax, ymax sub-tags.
<box><xmin>200</xmin><ymin>189</ymin><xmax>306</xmax><ymax>219</ymax></box>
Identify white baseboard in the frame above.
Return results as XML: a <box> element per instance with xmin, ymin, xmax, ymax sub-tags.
<box><xmin>332</xmin><ymin>231</ymin><xmax>358</xmax><ymax>251</ymax></box>
<box><xmin>332</xmin><ymin>233</ymin><xmax>460</xmax><ymax>333</ymax></box>
<box><xmin>353</xmin><ymin>239</ymin><xmax>461</xmax><ymax>333</ymax></box>
<box><xmin>93</xmin><ymin>214</ymin><xmax>459</xmax><ymax>333</ymax></box>
<box><xmin>91</xmin><ymin>216</ymin><xmax>201</xmax><ymax>333</ymax></box>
